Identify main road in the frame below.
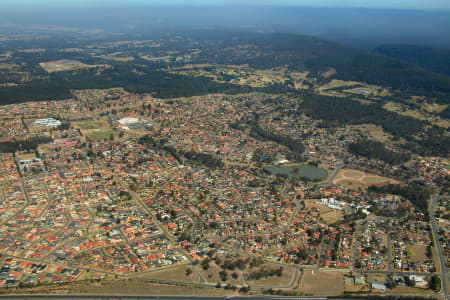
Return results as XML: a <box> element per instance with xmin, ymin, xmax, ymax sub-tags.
<box><xmin>0</xmin><ymin>295</ymin><xmax>437</xmax><ymax>299</ymax></box>
<box><xmin>429</xmin><ymin>191</ymin><xmax>448</xmax><ymax>300</ymax></box>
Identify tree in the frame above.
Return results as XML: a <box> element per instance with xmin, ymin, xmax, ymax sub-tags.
<box><xmin>429</xmin><ymin>275</ymin><xmax>441</xmax><ymax>292</ymax></box>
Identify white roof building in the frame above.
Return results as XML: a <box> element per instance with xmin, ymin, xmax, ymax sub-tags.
<box><xmin>35</xmin><ymin>118</ymin><xmax>61</xmax><ymax>127</ymax></box>
<box><xmin>119</xmin><ymin>117</ymin><xmax>139</xmax><ymax>125</ymax></box>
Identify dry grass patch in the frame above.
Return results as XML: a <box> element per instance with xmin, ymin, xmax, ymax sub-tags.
<box><xmin>193</xmin><ymin>261</ymin><xmax>244</xmax><ymax>286</ymax></box>
<box><xmin>141</xmin><ymin>265</ymin><xmax>200</xmax><ymax>283</ymax></box>
<box><xmin>40</xmin><ymin>60</ymin><xmax>99</xmax><ymax>73</ymax></box>
<box><xmin>390</xmin><ymin>285</ymin><xmax>434</xmax><ymax>295</ymax></box>
<box><xmin>67</xmin><ymin>279</ymin><xmax>235</xmax><ymax>296</ymax></box>
<box><xmin>0</xmin><ymin>64</ymin><xmax>14</xmax><ymax>70</ymax></box>
<box><xmin>298</xmin><ymin>270</ymin><xmax>344</xmax><ymax>296</ymax></box>
<box><xmin>290</xmin><ymin>71</ymin><xmax>310</xmax><ymax>80</ymax></box>
<box><xmin>19</xmin><ymin>48</ymin><xmax>46</xmax><ymax>53</ymax></box>
<box><xmin>407</xmin><ymin>245</ymin><xmax>428</xmax><ymax>264</ymax></box>
<box><xmin>321</xmin><ymin>68</ymin><xmax>337</xmax><ymax>78</ymax></box>
<box><xmin>318</xmin><ymin>79</ymin><xmax>360</xmax><ymax>91</ymax></box>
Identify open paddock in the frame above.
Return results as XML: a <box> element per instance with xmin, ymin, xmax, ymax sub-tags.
<box><xmin>40</xmin><ymin>59</ymin><xmax>99</xmax><ymax>73</ymax></box>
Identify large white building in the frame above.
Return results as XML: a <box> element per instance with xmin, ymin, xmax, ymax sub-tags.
<box><xmin>118</xmin><ymin>117</ymin><xmax>139</xmax><ymax>126</ymax></box>
<box><xmin>35</xmin><ymin>118</ymin><xmax>62</xmax><ymax>127</ymax></box>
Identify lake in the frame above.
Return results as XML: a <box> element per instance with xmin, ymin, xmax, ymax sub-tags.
<box><xmin>265</xmin><ymin>164</ymin><xmax>328</xmax><ymax>181</ymax></box>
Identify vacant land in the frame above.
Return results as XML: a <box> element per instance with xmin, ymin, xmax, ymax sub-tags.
<box><xmin>40</xmin><ymin>60</ymin><xmax>98</xmax><ymax>73</ymax></box>
<box><xmin>94</xmin><ymin>53</ymin><xmax>135</xmax><ymax>62</ymax></box>
<box><xmin>141</xmin><ymin>265</ymin><xmax>200</xmax><ymax>284</ymax></box>
<box><xmin>408</xmin><ymin>244</ymin><xmax>429</xmax><ymax>264</ymax></box>
<box><xmin>68</xmin><ymin>279</ymin><xmax>237</xmax><ymax>296</ymax></box>
<box><xmin>333</xmin><ymin>169</ymin><xmax>399</xmax><ymax>189</ymax></box>
<box><xmin>194</xmin><ymin>261</ymin><xmax>244</xmax><ymax>286</ymax></box>
<box><xmin>246</xmin><ymin>264</ymin><xmax>297</xmax><ymax>288</ymax></box>
<box><xmin>305</xmin><ymin>201</ymin><xmax>344</xmax><ymax>224</ymax></box>
<box><xmin>390</xmin><ymin>285</ymin><xmax>434</xmax><ymax>295</ymax></box>
<box><xmin>298</xmin><ymin>270</ymin><xmax>344</xmax><ymax>296</ymax></box>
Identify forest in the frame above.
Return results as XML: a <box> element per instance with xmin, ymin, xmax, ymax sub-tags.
<box><xmin>299</xmin><ymin>94</ymin><xmax>425</xmax><ymax>138</ymax></box>
<box><xmin>373</xmin><ymin>44</ymin><xmax>450</xmax><ymax>77</ymax></box>
<box><xmin>348</xmin><ymin>140</ymin><xmax>410</xmax><ymax>165</ymax></box>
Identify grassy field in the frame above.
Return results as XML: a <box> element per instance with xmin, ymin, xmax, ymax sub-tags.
<box><xmin>73</xmin><ymin>120</ymin><xmax>119</xmax><ymax>142</ymax></box>
<box><xmin>85</xmin><ymin>129</ymin><xmax>118</xmax><ymax>142</ymax></box>
<box><xmin>384</xmin><ymin>101</ymin><xmax>449</xmax><ymax>128</ymax></box>
<box><xmin>73</xmin><ymin>120</ymin><xmax>109</xmax><ymax>130</ymax></box>
<box><xmin>347</xmin><ymin>124</ymin><xmax>393</xmax><ymax>143</ymax></box>
<box><xmin>246</xmin><ymin>264</ymin><xmax>297</xmax><ymax>288</ymax></box>
<box><xmin>298</xmin><ymin>270</ymin><xmax>344</xmax><ymax>296</ymax></box>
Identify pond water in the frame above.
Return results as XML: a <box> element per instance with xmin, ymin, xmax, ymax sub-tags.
<box><xmin>265</xmin><ymin>165</ymin><xmax>328</xmax><ymax>181</ymax></box>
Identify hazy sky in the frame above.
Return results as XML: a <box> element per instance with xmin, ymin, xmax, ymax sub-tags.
<box><xmin>2</xmin><ymin>0</ymin><xmax>450</xmax><ymax>10</ymax></box>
